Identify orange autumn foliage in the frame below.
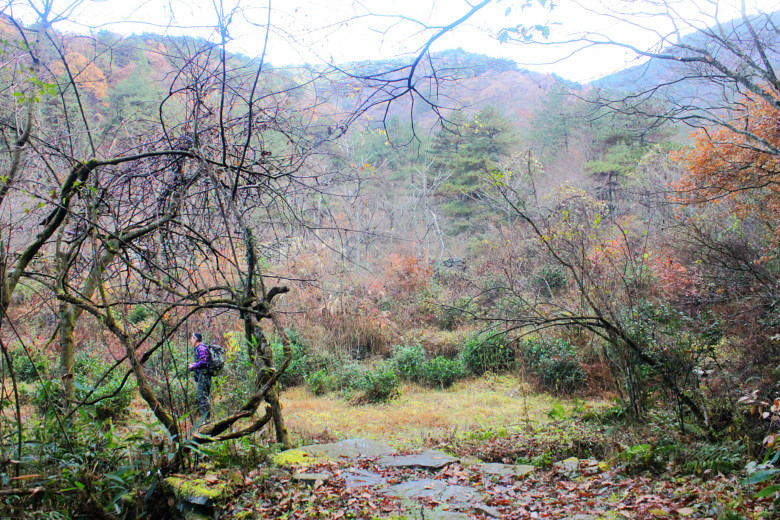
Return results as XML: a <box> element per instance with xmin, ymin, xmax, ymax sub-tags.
<box><xmin>673</xmin><ymin>93</ymin><xmax>780</xmax><ymax>248</ymax></box>
<box><xmin>385</xmin><ymin>253</ymin><xmax>432</xmax><ymax>293</ymax></box>
<box><xmin>649</xmin><ymin>254</ymin><xmax>700</xmax><ymax>301</ymax></box>
<box><xmin>52</xmin><ymin>50</ymin><xmax>108</xmax><ymax>100</ymax></box>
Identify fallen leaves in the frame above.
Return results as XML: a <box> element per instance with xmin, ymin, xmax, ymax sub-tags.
<box><xmin>224</xmin><ymin>447</ymin><xmax>763</xmax><ymax>520</ymax></box>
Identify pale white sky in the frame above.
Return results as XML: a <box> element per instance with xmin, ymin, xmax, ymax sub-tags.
<box><xmin>7</xmin><ymin>0</ymin><xmax>779</xmax><ymax>82</ymax></box>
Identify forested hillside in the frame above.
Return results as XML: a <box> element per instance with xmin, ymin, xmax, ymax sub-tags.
<box><xmin>2</xmin><ymin>2</ymin><xmax>780</xmax><ymax>519</ymax></box>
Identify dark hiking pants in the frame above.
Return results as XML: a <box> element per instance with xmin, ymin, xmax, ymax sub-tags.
<box><xmin>194</xmin><ymin>370</ymin><xmax>212</xmax><ymax>419</ymax></box>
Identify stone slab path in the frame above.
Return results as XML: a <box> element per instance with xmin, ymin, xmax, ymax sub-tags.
<box><xmin>173</xmin><ymin>436</ymin><xmax>742</xmax><ymax>519</ymax></box>
<box><xmin>274</xmin><ymin>438</ymin><xmax>558</xmax><ymax>519</ymax></box>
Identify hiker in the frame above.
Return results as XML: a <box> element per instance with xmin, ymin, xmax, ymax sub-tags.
<box><xmin>188</xmin><ymin>332</ymin><xmax>212</xmax><ymax>420</ymax></box>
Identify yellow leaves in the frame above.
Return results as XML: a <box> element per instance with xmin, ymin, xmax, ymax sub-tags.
<box><xmin>52</xmin><ymin>50</ymin><xmax>108</xmax><ymax>100</ymax></box>
<box><xmin>359</xmin><ymin>162</ymin><xmax>375</xmax><ymax>175</ymax></box>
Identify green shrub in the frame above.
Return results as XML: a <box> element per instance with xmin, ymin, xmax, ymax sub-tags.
<box><xmin>31</xmin><ymin>379</ymin><xmax>61</xmax><ymax>412</ymax></box>
<box><xmin>279</xmin><ymin>344</ymin><xmax>310</xmax><ymax>388</ymax></box>
<box><xmin>33</xmin><ymin>352</ymin><xmax>136</xmax><ymax>421</ymax></box>
<box><xmin>11</xmin><ymin>347</ymin><xmax>53</xmax><ymax>382</ymax></box>
<box><xmin>392</xmin><ymin>343</ymin><xmax>426</xmax><ymax>382</ymax></box>
<box><xmin>437</xmin><ymin>297</ymin><xmax>472</xmax><ymax>330</ymax></box>
<box><xmin>15</xmin><ymin>382</ymin><xmax>34</xmax><ymax>406</ymax></box>
<box><xmin>307</xmin><ymin>350</ymin><xmax>341</xmax><ymax>373</ymax></box>
<box><xmin>331</xmin><ymin>363</ymin><xmax>366</xmax><ymax>394</ymax></box>
<box><xmin>546</xmin><ymin>402</ymin><xmax>568</xmax><ymax>420</ymax></box>
<box><xmin>617</xmin><ymin>439</ymin><xmax>744</xmax><ymax>477</ymax></box>
<box><xmin>75</xmin><ymin>352</ymin><xmax>136</xmax><ymax>420</ymax></box>
<box><xmin>677</xmin><ymin>441</ymin><xmax>744</xmax><ymax>475</ymax></box>
<box><xmin>521</xmin><ymin>338</ymin><xmax>586</xmax><ymax>394</ymax></box>
<box><xmin>532</xmin><ymin>267</ymin><xmax>567</xmax><ymax>297</ymax></box>
<box><xmin>303</xmin><ymin>362</ymin><xmax>400</xmax><ymax>403</ymax></box>
<box><xmin>128</xmin><ymin>304</ymin><xmax>153</xmax><ymax>324</ymax></box>
<box><xmin>357</xmin><ymin>365</ymin><xmax>400</xmax><ymax>403</ymax></box>
<box><xmin>461</xmin><ymin>333</ymin><xmax>515</xmax><ymax>375</ymax></box>
<box><xmin>271</xmin><ymin>331</ymin><xmax>311</xmax><ymax>388</ymax></box>
<box><xmin>421</xmin><ymin>356</ymin><xmax>462</xmax><ymax>389</ymax></box>
<box><xmin>618</xmin><ymin>443</ymin><xmax>667</xmax><ymax>474</ymax></box>
<box><xmin>305</xmin><ymin>369</ymin><xmax>332</xmax><ymax>396</ymax></box>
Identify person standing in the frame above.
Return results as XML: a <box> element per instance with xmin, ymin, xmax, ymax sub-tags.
<box><xmin>188</xmin><ymin>333</ymin><xmax>211</xmax><ymax>420</ymax></box>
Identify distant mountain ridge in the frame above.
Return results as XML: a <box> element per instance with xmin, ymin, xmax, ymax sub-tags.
<box><xmin>591</xmin><ymin>9</ymin><xmax>780</xmax><ymax>99</ymax></box>
<box><xmin>338</xmin><ymin>48</ymin><xmax>567</xmax><ymax>129</ymax></box>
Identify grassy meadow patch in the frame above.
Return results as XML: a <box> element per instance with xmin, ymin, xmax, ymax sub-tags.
<box><xmin>283</xmin><ymin>373</ymin><xmax>608</xmax><ymax>449</ymax></box>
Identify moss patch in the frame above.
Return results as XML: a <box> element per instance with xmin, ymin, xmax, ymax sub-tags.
<box><xmin>164</xmin><ymin>474</ymin><xmax>234</xmax><ymax>506</ymax></box>
<box><xmin>272</xmin><ymin>448</ymin><xmax>332</xmax><ymax>468</ymax></box>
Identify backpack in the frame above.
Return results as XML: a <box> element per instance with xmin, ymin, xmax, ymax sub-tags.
<box><xmin>206</xmin><ymin>344</ymin><xmax>225</xmax><ymax>375</ymax></box>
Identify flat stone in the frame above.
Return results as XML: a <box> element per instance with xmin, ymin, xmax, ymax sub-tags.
<box><xmin>302</xmin><ymin>438</ymin><xmax>398</xmax><ymax>458</ymax></box>
<box><xmin>424</xmin><ymin>510</ymin><xmax>472</xmax><ymax>520</ymax></box>
<box><xmin>479</xmin><ymin>462</ymin><xmax>535</xmax><ymax>477</ymax></box>
<box><xmin>344</xmin><ymin>468</ymin><xmax>387</xmax><ymax>488</ymax></box>
<box><xmin>459</xmin><ymin>455</ymin><xmax>483</xmax><ymax>467</ymax></box>
<box><xmin>553</xmin><ymin>457</ymin><xmax>580</xmax><ymax>474</ymax></box>
<box><xmin>561</xmin><ymin>515</ymin><xmax>599</xmax><ymax>520</ymax></box>
<box><xmin>292</xmin><ymin>472</ymin><xmax>330</xmax><ymax>486</ymax></box>
<box><xmin>388</xmin><ymin>478</ymin><xmax>445</xmax><ymax>501</ymax></box>
<box><xmin>441</xmin><ymin>485</ymin><xmax>480</xmax><ymax>505</ymax></box>
<box><xmin>473</xmin><ymin>503</ymin><xmax>502</xmax><ymax>518</ymax></box>
<box><xmin>274</xmin><ymin>438</ymin><xmax>397</xmax><ymax>466</ymax></box>
<box><xmin>377</xmin><ymin>450</ymin><xmax>458</xmax><ymax>470</ymax></box>
<box><xmin>387</xmin><ymin>479</ymin><xmax>479</xmax><ymax>506</ymax></box>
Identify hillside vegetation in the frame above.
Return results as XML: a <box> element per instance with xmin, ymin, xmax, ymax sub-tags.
<box><xmin>2</xmin><ymin>3</ymin><xmax>780</xmax><ymax>519</ymax></box>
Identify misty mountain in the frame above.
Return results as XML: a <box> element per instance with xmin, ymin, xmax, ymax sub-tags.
<box><xmin>591</xmin><ymin>9</ymin><xmax>780</xmax><ymax>105</ymax></box>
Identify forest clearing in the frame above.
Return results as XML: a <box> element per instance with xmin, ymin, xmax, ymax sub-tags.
<box><xmin>3</xmin><ymin>0</ymin><xmax>780</xmax><ymax>518</ymax></box>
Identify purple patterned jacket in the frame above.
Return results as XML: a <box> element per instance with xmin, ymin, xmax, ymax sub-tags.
<box><xmin>190</xmin><ymin>342</ymin><xmax>209</xmax><ymax>372</ymax></box>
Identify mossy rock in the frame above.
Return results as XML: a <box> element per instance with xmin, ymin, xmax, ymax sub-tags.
<box><xmin>272</xmin><ymin>448</ymin><xmax>333</xmax><ymax>468</ymax></box>
<box><xmin>164</xmin><ymin>472</ymin><xmax>238</xmax><ymax>506</ymax></box>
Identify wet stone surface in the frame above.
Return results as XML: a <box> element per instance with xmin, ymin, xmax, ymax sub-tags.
<box><xmin>477</xmin><ymin>462</ymin><xmax>535</xmax><ymax>478</ymax></box>
<box><xmin>473</xmin><ymin>503</ymin><xmax>502</xmax><ymax>518</ymax></box>
<box><xmin>343</xmin><ymin>468</ymin><xmax>387</xmax><ymax>488</ymax></box>
<box><xmin>297</xmin><ymin>438</ymin><xmax>398</xmax><ymax>459</ymax></box>
<box><xmin>291</xmin><ymin>472</ymin><xmax>331</xmax><ymax>486</ymax></box>
<box><xmin>376</xmin><ymin>449</ymin><xmax>459</xmax><ymax>470</ymax></box>
<box><xmin>386</xmin><ymin>478</ymin><xmax>479</xmax><ymax>505</ymax></box>
<box><xmin>553</xmin><ymin>457</ymin><xmax>581</xmax><ymax>476</ymax></box>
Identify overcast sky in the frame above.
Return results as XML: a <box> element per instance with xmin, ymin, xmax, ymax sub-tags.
<box><xmin>9</xmin><ymin>0</ymin><xmax>779</xmax><ymax>82</ymax></box>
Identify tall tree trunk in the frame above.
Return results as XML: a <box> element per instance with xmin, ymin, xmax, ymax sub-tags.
<box><xmin>58</xmin><ymin>299</ymin><xmax>76</xmax><ymax>408</ymax></box>
<box><xmin>55</xmin><ymin>224</ymin><xmax>76</xmax><ymax>409</ymax></box>
<box><xmin>247</xmin><ymin>320</ymin><xmax>290</xmax><ymax>448</ymax></box>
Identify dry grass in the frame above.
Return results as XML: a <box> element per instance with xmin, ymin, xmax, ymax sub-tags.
<box><xmin>282</xmin><ymin>373</ymin><xmax>608</xmax><ymax>450</ymax></box>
